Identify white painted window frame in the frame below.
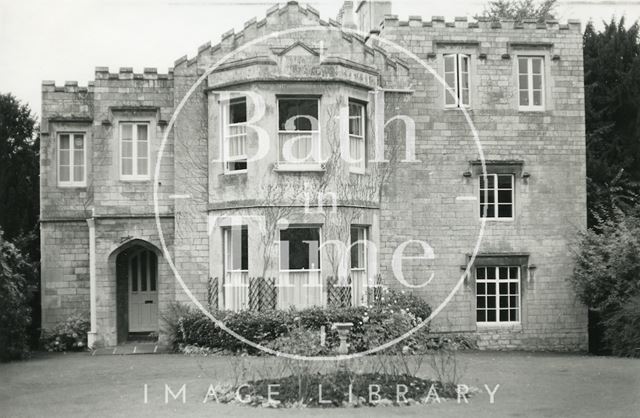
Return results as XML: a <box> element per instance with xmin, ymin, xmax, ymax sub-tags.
<box><xmin>119</xmin><ymin>122</ymin><xmax>151</xmax><ymax>181</ymax></box>
<box><xmin>223</xmin><ymin>226</ymin><xmax>248</xmax><ymax>274</ymax></box>
<box><xmin>57</xmin><ymin>132</ymin><xmax>87</xmax><ymax>187</ymax></box>
<box><xmin>276</xmin><ymin>96</ymin><xmax>322</xmax><ymax>171</ymax></box>
<box><xmin>517</xmin><ymin>56</ymin><xmax>545</xmax><ymax>111</ymax></box>
<box><xmin>278</xmin><ymin>225</ymin><xmax>322</xmax><ymax>272</ymax></box>
<box><xmin>443</xmin><ymin>53</ymin><xmax>471</xmax><ymax>109</ymax></box>
<box><xmin>479</xmin><ymin>173</ymin><xmax>515</xmax><ymax>221</ymax></box>
<box><xmin>221</xmin><ymin>97</ymin><xmax>248</xmax><ymax>174</ymax></box>
<box><xmin>348</xmin><ymin>101</ymin><xmax>366</xmax><ymax>174</ymax></box>
<box><xmin>476</xmin><ymin>266</ymin><xmax>521</xmax><ymax>325</ymax></box>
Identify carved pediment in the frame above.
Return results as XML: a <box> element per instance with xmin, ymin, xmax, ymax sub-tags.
<box><xmin>271</xmin><ymin>41</ymin><xmax>320</xmax><ymax>57</ymax></box>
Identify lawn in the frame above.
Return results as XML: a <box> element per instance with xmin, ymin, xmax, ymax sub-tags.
<box><xmin>0</xmin><ymin>351</ymin><xmax>638</xmax><ymax>417</ymax></box>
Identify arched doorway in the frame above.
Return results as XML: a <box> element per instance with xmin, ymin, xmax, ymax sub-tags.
<box><xmin>115</xmin><ymin>243</ymin><xmax>159</xmax><ymax>342</ymax></box>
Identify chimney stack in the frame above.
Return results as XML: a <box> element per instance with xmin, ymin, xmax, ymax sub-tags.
<box><xmin>355</xmin><ymin>0</ymin><xmax>392</xmax><ymax>35</ymax></box>
<box><xmin>339</xmin><ymin>1</ymin><xmax>357</xmax><ymax>30</ymax></box>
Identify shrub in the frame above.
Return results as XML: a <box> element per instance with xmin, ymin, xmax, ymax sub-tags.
<box><xmin>0</xmin><ymin>230</ymin><xmax>32</xmax><ymax>362</ymax></box>
<box><xmin>603</xmin><ymin>294</ymin><xmax>640</xmax><ymax>357</ymax></box>
<box><xmin>167</xmin><ymin>288</ymin><xmax>433</xmax><ymax>355</ymax></box>
<box><xmin>41</xmin><ymin>313</ymin><xmax>90</xmax><ymax>352</ymax></box>
<box><xmin>570</xmin><ymin>210</ymin><xmax>640</xmax><ymax>355</ymax></box>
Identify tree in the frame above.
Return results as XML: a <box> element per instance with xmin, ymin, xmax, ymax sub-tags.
<box><xmin>0</xmin><ymin>94</ymin><xmax>40</xmax><ymax>266</ymax></box>
<box><xmin>583</xmin><ymin>18</ymin><xmax>640</xmax><ymax>225</ymax></box>
<box><xmin>0</xmin><ymin>228</ymin><xmax>32</xmax><ymax>361</ymax></box>
<box><xmin>479</xmin><ymin>0</ymin><xmax>557</xmax><ymax>22</ymax></box>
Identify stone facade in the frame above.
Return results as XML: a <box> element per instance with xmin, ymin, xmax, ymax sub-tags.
<box><xmin>40</xmin><ymin>1</ymin><xmax>587</xmax><ymax>350</ymax></box>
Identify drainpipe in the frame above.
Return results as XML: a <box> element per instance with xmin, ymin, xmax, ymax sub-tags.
<box><xmin>86</xmin><ymin>212</ymin><xmax>97</xmax><ymax>348</ymax></box>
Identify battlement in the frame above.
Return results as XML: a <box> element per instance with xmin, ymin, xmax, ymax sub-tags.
<box><xmin>93</xmin><ymin>67</ymin><xmax>174</xmax><ymax>81</ymax></box>
<box><xmin>41</xmin><ymin>80</ymin><xmax>94</xmax><ymax>94</ymax></box>
<box><xmin>381</xmin><ymin>14</ymin><xmax>582</xmax><ymax>32</ymax></box>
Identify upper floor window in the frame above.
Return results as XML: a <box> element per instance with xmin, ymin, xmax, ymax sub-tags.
<box><xmin>518</xmin><ymin>56</ymin><xmax>545</xmax><ymax>111</ymax></box>
<box><xmin>444</xmin><ymin>54</ymin><xmax>470</xmax><ymax>108</ymax></box>
<box><xmin>480</xmin><ymin>174</ymin><xmax>514</xmax><ymax>220</ymax></box>
<box><xmin>348</xmin><ymin>101</ymin><xmax>366</xmax><ymax>174</ymax></box>
<box><xmin>120</xmin><ymin>122</ymin><xmax>150</xmax><ymax>180</ymax></box>
<box><xmin>476</xmin><ymin>266</ymin><xmax>521</xmax><ymax>324</ymax></box>
<box><xmin>222</xmin><ymin>97</ymin><xmax>248</xmax><ymax>173</ymax></box>
<box><xmin>58</xmin><ymin>133</ymin><xmax>86</xmax><ymax>187</ymax></box>
<box><xmin>277</xmin><ymin>97</ymin><xmax>320</xmax><ymax>166</ymax></box>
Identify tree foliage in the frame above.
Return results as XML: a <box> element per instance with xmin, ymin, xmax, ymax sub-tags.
<box><xmin>479</xmin><ymin>0</ymin><xmax>557</xmax><ymax>22</ymax></box>
<box><xmin>571</xmin><ymin>209</ymin><xmax>640</xmax><ymax>313</ymax></box>
<box><xmin>0</xmin><ymin>228</ymin><xmax>32</xmax><ymax>361</ymax></box>
<box><xmin>584</xmin><ymin>18</ymin><xmax>640</xmax><ymax>224</ymax></box>
<box><xmin>0</xmin><ymin>94</ymin><xmax>40</xmax><ymax>264</ymax></box>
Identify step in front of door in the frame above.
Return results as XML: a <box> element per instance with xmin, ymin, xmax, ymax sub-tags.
<box><xmin>91</xmin><ymin>343</ymin><xmax>170</xmax><ymax>356</ymax></box>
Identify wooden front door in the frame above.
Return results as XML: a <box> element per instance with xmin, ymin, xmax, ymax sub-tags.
<box><xmin>127</xmin><ymin>249</ymin><xmax>158</xmax><ymax>332</ymax></box>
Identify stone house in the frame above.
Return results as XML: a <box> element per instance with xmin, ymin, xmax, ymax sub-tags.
<box><xmin>40</xmin><ymin>0</ymin><xmax>588</xmax><ymax>350</ymax></box>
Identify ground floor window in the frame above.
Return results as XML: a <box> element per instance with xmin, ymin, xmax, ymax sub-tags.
<box><xmin>279</xmin><ymin>227</ymin><xmax>320</xmax><ymax>270</ymax></box>
<box><xmin>476</xmin><ymin>266</ymin><xmax>520</xmax><ymax>323</ymax></box>
<box><xmin>223</xmin><ymin>226</ymin><xmax>248</xmax><ymax>272</ymax></box>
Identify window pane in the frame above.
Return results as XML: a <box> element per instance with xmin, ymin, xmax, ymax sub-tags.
<box><xmin>533</xmin><ymin>74</ymin><xmax>542</xmax><ymax>90</ymax></box>
<box><xmin>509</xmin><ymin>282</ymin><xmax>518</xmax><ymax>294</ymax></box>
<box><xmin>131</xmin><ymin>256</ymin><xmax>138</xmax><ymax>291</ymax></box>
<box><xmin>497</xmin><ymin>175</ymin><xmax>512</xmax><ymax>189</ymax></box>
<box><xmin>229</xmin><ymin>98</ymin><xmax>247</xmax><ymax>124</ymax></box>
<box><xmin>73</xmin><ymin>166</ymin><xmax>84</xmax><ymax>182</ymax></box>
<box><xmin>519</xmin><ymin>75</ymin><xmax>529</xmax><ymax>90</ymax></box>
<box><xmin>477</xmin><ymin>268</ymin><xmax>486</xmax><ymax>280</ymax></box>
<box><xmin>487</xmin><ymin>296</ymin><xmax>496</xmax><ymax>309</ymax></box>
<box><xmin>150</xmin><ymin>253</ymin><xmax>157</xmax><ymax>291</ymax></box>
<box><xmin>532</xmin><ymin>58</ymin><xmax>542</xmax><ymax>74</ymax></box>
<box><xmin>121</xmin><ymin>124</ymin><xmax>133</xmax><ymax>140</ymax></box>
<box><xmin>137</xmin><ymin>140</ymin><xmax>148</xmax><ymax>159</ymax></box>
<box><xmin>520</xmin><ymin>91</ymin><xmax>529</xmax><ymax>106</ymax></box>
<box><xmin>140</xmin><ymin>251</ymin><xmax>147</xmax><ymax>292</ymax></box>
<box><xmin>59</xmin><ymin>149</ymin><xmax>70</xmax><ymax>166</ymax></box>
<box><xmin>74</xmin><ymin>149</ymin><xmax>84</xmax><ymax>167</ymax></box>
<box><xmin>487</xmin><ymin>309</ymin><xmax>496</xmax><ymax>322</ymax></box>
<box><xmin>498</xmin><ymin>190</ymin><xmax>512</xmax><ymax>204</ymax></box>
<box><xmin>477</xmin><ymin>282</ymin><xmax>486</xmax><ymax>295</ymax></box>
<box><xmin>477</xmin><ymin>296</ymin><xmax>485</xmax><ymax>308</ymax></box>
<box><xmin>350</xmin><ymin>227</ymin><xmax>365</xmax><ymax>269</ymax></box>
<box><xmin>533</xmin><ymin>90</ymin><xmax>542</xmax><ymax>106</ymax></box>
<box><xmin>509</xmin><ymin>310</ymin><xmax>518</xmax><ymax>321</ymax></box>
<box><xmin>59</xmin><ymin>166</ymin><xmax>70</xmax><ymax>182</ymax></box>
<box><xmin>518</xmin><ymin>58</ymin><xmax>528</xmax><ymax>74</ymax></box>
<box><xmin>59</xmin><ymin>134</ymin><xmax>70</xmax><ymax>150</ymax></box>
<box><xmin>73</xmin><ymin>134</ymin><xmax>84</xmax><ymax>149</ymax></box>
<box><xmin>477</xmin><ymin>310</ymin><xmax>486</xmax><ymax>322</ymax></box>
<box><xmin>487</xmin><ymin>269</ymin><xmax>496</xmax><ymax>281</ymax></box>
<box><xmin>498</xmin><ymin>204</ymin><xmax>513</xmax><ymax>218</ymax></box>
<box><xmin>509</xmin><ymin>267</ymin><xmax>519</xmax><ymax>278</ymax></box>
<box><xmin>278</xmin><ymin>98</ymin><xmax>318</xmax><ymax>131</ymax></box>
<box><xmin>461</xmin><ymin>89</ymin><xmax>470</xmax><ymax>106</ymax></box>
<box><xmin>444</xmin><ymin>55</ymin><xmax>456</xmax><ymax>72</ymax></box>
<box><xmin>279</xmin><ymin>228</ymin><xmax>320</xmax><ymax>270</ymax></box>
<box><xmin>499</xmin><ymin>309</ymin><xmax>509</xmax><ymax>321</ymax></box>
<box><xmin>122</xmin><ymin>158</ymin><xmax>133</xmax><ymax>175</ymax></box>
<box><xmin>137</xmin><ymin>124</ymin><xmax>148</xmax><ymax>142</ymax></box>
<box><xmin>349</xmin><ymin>103</ymin><xmax>363</xmax><ymax>136</ymax></box>
<box><xmin>499</xmin><ymin>268</ymin><xmax>508</xmax><ymax>280</ymax></box>
<box><xmin>137</xmin><ymin>158</ymin><xmax>148</xmax><ymax>175</ymax></box>
<box><xmin>122</xmin><ymin>141</ymin><xmax>132</xmax><ymax>159</ymax></box>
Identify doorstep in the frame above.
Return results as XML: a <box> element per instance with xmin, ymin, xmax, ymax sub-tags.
<box><xmin>90</xmin><ymin>343</ymin><xmax>171</xmax><ymax>356</ymax></box>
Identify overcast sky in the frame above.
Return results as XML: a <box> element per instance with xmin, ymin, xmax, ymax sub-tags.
<box><xmin>1</xmin><ymin>0</ymin><xmax>639</xmax><ymax>118</ymax></box>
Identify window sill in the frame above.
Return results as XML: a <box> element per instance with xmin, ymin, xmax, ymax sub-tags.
<box><xmin>223</xmin><ymin>170</ymin><xmax>248</xmax><ymax>176</ymax></box>
<box><xmin>274</xmin><ymin>162</ymin><xmax>325</xmax><ymax>172</ymax></box>
<box><xmin>480</xmin><ymin>217</ymin><xmax>515</xmax><ymax>222</ymax></box>
<box><xmin>120</xmin><ymin>177</ymin><xmax>151</xmax><ymax>183</ymax></box>
<box><xmin>58</xmin><ymin>184</ymin><xmax>87</xmax><ymax>189</ymax></box>
<box><xmin>476</xmin><ymin>322</ymin><xmax>522</xmax><ymax>332</ymax></box>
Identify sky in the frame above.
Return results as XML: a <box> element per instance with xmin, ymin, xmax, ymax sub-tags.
<box><xmin>1</xmin><ymin>0</ymin><xmax>639</xmax><ymax>118</ymax></box>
